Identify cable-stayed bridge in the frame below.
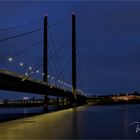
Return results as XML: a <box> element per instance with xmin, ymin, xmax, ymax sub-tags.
<box><xmin>0</xmin><ymin>13</ymin><xmax>89</xmax><ymax>108</ymax></box>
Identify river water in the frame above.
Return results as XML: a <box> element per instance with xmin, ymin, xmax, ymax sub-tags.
<box><xmin>0</xmin><ymin>104</ymin><xmax>140</xmax><ymax>139</ymax></box>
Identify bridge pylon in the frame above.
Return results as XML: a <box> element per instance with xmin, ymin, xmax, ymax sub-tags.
<box><xmin>43</xmin><ymin>14</ymin><xmax>48</xmax><ymax>83</ymax></box>
<box><xmin>72</xmin><ymin>13</ymin><xmax>77</xmax><ymax>106</ymax></box>
<box><xmin>43</xmin><ymin>14</ymin><xmax>48</xmax><ymax>112</ymax></box>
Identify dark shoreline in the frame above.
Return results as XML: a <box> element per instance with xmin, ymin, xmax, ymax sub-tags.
<box><xmin>0</xmin><ymin>105</ymin><xmax>74</xmax><ymax>123</ymax></box>
<box><xmin>91</xmin><ymin>100</ymin><xmax>140</xmax><ymax>105</ymax></box>
<box><xmin>0</xmin><ymin>100</ymin><xmax>140</xmax><ymax>108</ymax></box>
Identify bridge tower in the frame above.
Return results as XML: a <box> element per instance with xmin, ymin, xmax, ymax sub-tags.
<box><xmin>43</xmin><ymin>14</ymin><xmax>48</xmax><ymax>112</ymax></box>
<box><xmin>43</xmin><ymin>14</ymin><xmax>48</xmax><ymax>83</ymax></box>
<box><xmin>72</xmin><ymin>13</ymin><xmax>77</xmax><ymax>105</ymax></box>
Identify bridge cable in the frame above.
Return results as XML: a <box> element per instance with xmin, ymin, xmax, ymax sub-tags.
<box><xmin>47</xmin><ymin>16</ymin><xmax>71</xmax><ymax>81</ymax></box>
<box><xmin>12</xmin><ymin>40</ymin><xmax>42</xmax><ymax>58</ymax></box>
<box><xmin>76</xmin><ymin>40</ymin><xmax>84</xmax><ymax>92</ymax></box>
<box><xmin>48</xmin><ymin>38</ymin><xmax>71</xmax><ymax>60</ymax></box>
<box><xmin>25</xmin><ymin>39</ymin><xmax>71</xmax><ymax>77</ymax></box>
<box><xmin>0</xmin><ymin>19</ymin><xmax>42</xmax><ymax>32</ymax></box>
<box><xmin>48</xmin><ymin>38</ymin><xmax>71</xmax><ymax>83</ymax></box>
<box><xmin>0</xmin><ymin>39</ymin><xmax>42</xmax><ymax>65</ymax></box>
<box><xmin>48</xmin><ymin>34</ymin><xmax>59</xmax><ymax>79</ymax></box>
<box><xmin>48</xmin><ymin>28</ymin><xmax>61</xmax><ymax>79</ymax></box>
<box><xmin>0</xmin><ymin>28</ymin><xmax>43</xmax><ymax>42</ymax></box>
<box><xmin>48</xmin><ymin>17</ymin><xmax>71</xmax><ymax>28</ymax></box>
<box><xmin>77</xmin><ymin>48</ymin><xmax>83</xmax><ymax>90</ymax></box>
<box><xmin>48</xmin><ymin>16</ymin><xmax>71</xmax><ymax>78</ymax></box>
<box><xmin>55</xmin><ymin>57</ymin><xmax>71</xmax><ymax>81</ymax></box>
<box><xmin>47</xmin><ymin>38</ymin><xmax>71</xmax><ymax>81</ymax></box>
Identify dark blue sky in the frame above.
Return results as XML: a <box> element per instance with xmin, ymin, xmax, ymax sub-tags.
<box><xmin>0</xmin><ymin>1</ymin><xmax>140</xmax><ymax>99</ymax></box>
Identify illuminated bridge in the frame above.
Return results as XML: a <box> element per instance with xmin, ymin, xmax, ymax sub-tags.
<box><xmin>0</xmin><ymin>13</ymin><xmax>89</xmax><ymax>108</ymax></box>
<box><xmin>0</xmin><ymin>69</ymin><xmax>73</xmax><ymax>97</ymax></box>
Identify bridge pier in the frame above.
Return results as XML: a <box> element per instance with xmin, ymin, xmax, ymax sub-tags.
<box><xmin>43</xmin><ymin>95</ymin><xmax>48</xmax><ymax>112</ymax></box>
<box><xmin>67</xmin><ymin>98</ymin><xmax>69</xmax><ymax>105</ymax></box>
<box><xmin>56</xmin><ymin>97</ymin><xmax>59</xmax><ymax>106</ymax></box>
<box><xmin>89</xmin><ymin>97</ymin><xmax>92</xmax><ymax>103</ymax></box>
<box><xmin>62</xmin><ymin>97</ymin><xmax>64</xmax><ymax>106</ymax></box>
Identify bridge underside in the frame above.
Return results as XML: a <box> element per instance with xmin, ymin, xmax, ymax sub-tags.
<box><xmin>0</xmin><ymin>70</ymin><xmax>73</xmax><ymax>97</ymax></box>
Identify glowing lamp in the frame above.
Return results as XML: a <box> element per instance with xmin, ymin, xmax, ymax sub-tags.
<box><xmin>29</xmin><ymin>66</ymin><xmax>32</xmax><ymax>70</ymax></box>
<box><xmin>36</xmin><ymin>70</ymin><xmax>39</xmax><ymax>73</ymax></box>
<box><xmin>20</xmin><ymin>62</ymin><xmax>23</xmax><ymax>66</ymax></box>
<box><xmin>8</xmin><ymin>57</ymin><xmax>13</xmax><ymax>62</ymax></box>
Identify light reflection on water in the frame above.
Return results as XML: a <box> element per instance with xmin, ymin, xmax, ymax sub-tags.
<box><xmin>0</xmin><ymin>104</ymin><xmax>140</xmax><ymax>139</ymax></box>
<box><xmin>61</xmin><ymin>104</ymin><xmax>140</xmax><ymax>139</ymax></box>
<box><xmin>0</xmin><ymin>106</ymin><xmax>43</xmax><ymax>114</ymax></box>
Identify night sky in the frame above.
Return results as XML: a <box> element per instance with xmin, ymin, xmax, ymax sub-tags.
<box><xmin>0</xmin><ymin>1</ymin><xmax>140</xmax><ymax>99</ymax></box>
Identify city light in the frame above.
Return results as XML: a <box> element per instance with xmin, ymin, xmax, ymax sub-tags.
<box><xmin>36</xmin><ymin>70</ymin><xmax>39</xmax><ymax>73</ymax></box>
<box><xmin>25</xmin><ymin>72</ymin><xmax>28</xmax><ymax>76</ymax></box>
<box><xmin>23</xmin><ymin>96</ymin><xmax>29</xmax><ymax>100</ymax></box>
<box><xmin>29</xmin><ymin>66</ymin><xmax>32</xmax><ymax>70</ymax></box>
<box><xmin>19</xmin><ymin>62</ymin><xmax>23</xmax><ymax>66</ymax></box>
<box><xmin>8</xmin><ymin>57</ymin><xmax>13</xmax><ymax>62</ymax></box>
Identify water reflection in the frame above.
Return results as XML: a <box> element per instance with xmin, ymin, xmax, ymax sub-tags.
<box><xmin>0</xmin><ymin>105</ymin><xmax>140</xmax><ymax>139</ymax></box>
<box><xmin>122</xmin><ymin>105</ymin><xmax>129</xmax><ymax>139</ymax></box>
<box><xmin>72</xmin><ymin>108</ymin><xmax>78</xmax><ymax>138</ymax></box>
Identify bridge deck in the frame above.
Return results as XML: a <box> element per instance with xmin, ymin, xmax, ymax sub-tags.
<box><xmin>0</xmin><ymin>69</ymin><xmax>73</xmax><ymax>97</ymax></box>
